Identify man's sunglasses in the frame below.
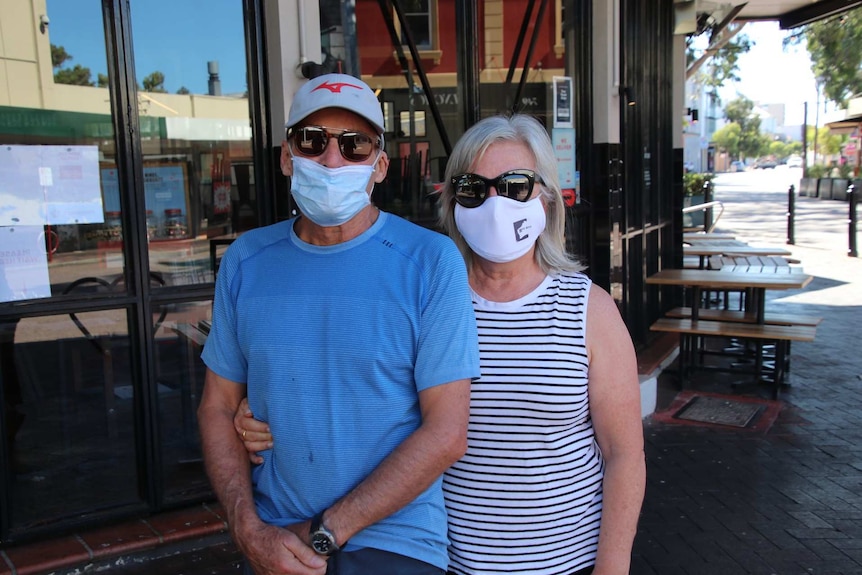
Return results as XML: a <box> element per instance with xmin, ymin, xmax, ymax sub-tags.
<box><xmin>288</xmin><ymin>125</ymin><xmax>382</xmax><ymax>162</ymax></box>
<box><xmin>450</xmin><ymin>169</ymin><xmax>543</xmax><ymax>208</ymax></box>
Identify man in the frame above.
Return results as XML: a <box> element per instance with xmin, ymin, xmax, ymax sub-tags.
<box><xmin>197</xmin><ymin>73</ymin><xmax>479</xmax><ymax>575</ymax></box>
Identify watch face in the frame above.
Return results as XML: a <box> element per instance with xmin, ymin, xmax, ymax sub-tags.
<box><xmin>311</xmin><ymin>531</ymin><xmax>336</xmax><ymax>555</ymax></box>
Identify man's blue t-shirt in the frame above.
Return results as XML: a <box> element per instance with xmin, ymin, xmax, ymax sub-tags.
<box><xmin>201</xmin><ymin>211</ymin><xmax>480</xmax><ymax>570</ymax></box>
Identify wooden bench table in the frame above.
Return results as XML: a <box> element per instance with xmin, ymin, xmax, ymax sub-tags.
<box><xmin>647</xmin><ymin>268</ymin><xmax>816</xmax><ymax>397</ymax></box>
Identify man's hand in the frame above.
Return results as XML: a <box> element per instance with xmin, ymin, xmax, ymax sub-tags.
<box><xmin>236</xmin><ymin>519</ymin><xmax>326</xmax><ymax>575</ymax></box>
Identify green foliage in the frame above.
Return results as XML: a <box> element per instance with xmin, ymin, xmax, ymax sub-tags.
<box><xmin>789</xmin><ymin>9</ymin><xmax>862</xmax><ymax>107</ymax></box>
<box><xmin>806</xmin><ymin>164</ymin><xmax>827</xmax><ymax>178</ymax></box>
<box><xmin>820</xmin><ymin>127</ymin><xmax>846</xmax><ymax>156</ymax></box>
<box><xmin>176</xmin><ymin>86</ymin><xmax>190</xmax><ymax>95</ymax></box>
<box><xmin>712</xmin><ymin>122</ymin><xmax>741</xmax><ymax>158</ymax></box>
<box><xmin>97</xmin><ymin>74</ymin><xmax>109</xmax><ymax>88</ymax></box>
<box><xmin>54</xmin><ymin>64</ymin><xmax>94</xmax><ymax>86</ymax></box>
<box><xmin>142</xmin><ymin>72</ymin><xmax>167</xmax><ymax>93</ymax></box>
<box><xmin>51</xmin><ymin>44</ymin><xmax>72</xmax><ymax>68</ymax></box>
<box><xmin>723</xmin><ymin>96</ymin><xmax>769</xmax><ymax>160</ymax></box>
<box><xmin>839</xmin><ymin>162</ymin><xmax>854</xmax><ymax>178</ymax></box>
<box><xmin>683</xmin><ymin>172</ymin><xmax>715</xmax><ymax>196</ymax></box>
<box><xmin>769</xmin><ymin>140</ymin><xmax>791</xmax><ymax>158</ymax></box>
<box><xmin>686</xmin><ymin>26</ymin><xmax>752</xmax><ymax>103</ymax></box>
<box><xmin>51</xmin><ymin>44</ymin><xmax>94</xmax><ymax>86</ymax></box>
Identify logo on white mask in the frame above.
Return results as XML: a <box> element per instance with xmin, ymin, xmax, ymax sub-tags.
<box><xmin>455</xmin><ymin>196</ymin><xmax>546</xmax><ymax>263</ymax></box>
<box><xmin>514</xmin><ymin>219</ymin><xmax>530</xmax><ymax>241</ymax></box>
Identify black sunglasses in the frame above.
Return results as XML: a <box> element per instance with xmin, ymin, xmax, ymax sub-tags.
<box><xmin>288</xmin><ymin>125</ymin><xmax>382</xmax><ymax>162</ymax></box>
<box><xmin>450</xmin><ymin>169</ymin><xmax>543</xmax><ymax>208</ymax></box>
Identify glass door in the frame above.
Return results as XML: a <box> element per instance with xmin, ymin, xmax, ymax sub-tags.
<box><xmin>0</xmin><ymin>0</ymin><xmax>257</xmax><ymax>541</ymax></box>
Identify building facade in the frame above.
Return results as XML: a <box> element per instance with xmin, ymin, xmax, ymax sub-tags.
<box><xmin>0</xmin><ymin>0</ymin><xmax>679</xmax><ymax>546</ymax></box>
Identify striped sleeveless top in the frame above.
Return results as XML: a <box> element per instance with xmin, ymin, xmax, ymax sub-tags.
<box><xmin>443</xmin><ymin>273</ymin><xmax>603</xmax><ymax>575</ymax></box>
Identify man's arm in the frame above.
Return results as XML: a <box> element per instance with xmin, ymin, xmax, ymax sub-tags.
<box><xmin>310</xmin><ymin>378</ymin><xmax>471</xmax><ymax>547</ymax></box>
<box><xmin>197</xmin><ymin>368</ymin><xmax>326</xmax><ymax>575</ymax></box>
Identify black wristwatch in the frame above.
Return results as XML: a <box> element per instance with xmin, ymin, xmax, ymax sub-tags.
<box><xmin>309</xmin><ymin>513</ymin><xmax>340</xmax><ymax>556</ymax></box>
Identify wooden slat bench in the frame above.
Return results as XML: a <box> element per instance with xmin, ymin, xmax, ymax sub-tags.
<box><xmin>703</xmin><ymin>256</ymin><xmax>806</xmax><ymax>310</ymax></box>
<box><xmin>709</xmin><ymin>255</ymin><xmax>802</xmax><ymax>272</ymax></box>
<box><xmin>650</xmin><ymin>317</ymin><xmax>817</xmax><ymax>398</ymax></box>
<box><xmin>665</xmin><ymin>307</ymin><xmax>823</xmax><ymax>327</ymax></box>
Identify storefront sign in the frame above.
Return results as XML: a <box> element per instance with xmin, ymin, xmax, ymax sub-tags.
<box><xmin>553</xmin><ymin>76</ymin><xmax>573</xmax><ymax>129</ymax></box>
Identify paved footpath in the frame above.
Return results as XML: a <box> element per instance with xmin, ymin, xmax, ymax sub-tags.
<box><xmin>633</xmin><ymin>168</ymin><xmax>862</xmax><ymax>575</ymax></box>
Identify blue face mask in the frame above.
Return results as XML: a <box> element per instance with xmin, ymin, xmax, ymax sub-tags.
<box><xmin>290</xmin><ymin>156</ymin><xmax>375</xmax><ymax>227</ymax></box>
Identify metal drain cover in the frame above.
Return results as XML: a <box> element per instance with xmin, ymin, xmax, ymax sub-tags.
<box><xmin>673</xmin><ymin>396</ymin><xmax>763</xmax><ymax>428</ymax></box>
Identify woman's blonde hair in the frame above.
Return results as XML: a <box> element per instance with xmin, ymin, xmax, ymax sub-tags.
<box><xmin>437</xmin><ymin>114</ymin><xmax>584</xmax><ymax>274</ymax></box>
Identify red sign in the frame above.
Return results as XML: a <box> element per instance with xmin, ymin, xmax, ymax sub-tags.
<box><xmin>562</xmin><ymin>188</ymin><xmax>576</xmax><ymax>207</ymax></box>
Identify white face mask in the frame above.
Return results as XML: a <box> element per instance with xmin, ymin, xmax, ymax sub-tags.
<box><xmin>455</xmin><ymin>196</ymin><xmax>547</xmax><ymax>263</ymax></box>
<box><xmin>290</xmin><ymin>156</ymin><xmax>375</xmax><ymax>226</ymax></box>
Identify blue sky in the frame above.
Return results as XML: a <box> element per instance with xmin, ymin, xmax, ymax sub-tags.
<box><xmin>717</xmin><ymin>21</ymin><xmax>843</xmax><ymax>126</ymax></box>
<box><xmin>46</xmin><ymin>0</ymin><xmax>248</xmax><ymax>95</ymax></box>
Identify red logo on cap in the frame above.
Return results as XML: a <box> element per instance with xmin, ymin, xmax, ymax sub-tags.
<box><xmin>312</xmin><ymin>81</ymin><xmax>363</xmax><ymax>94</ymax></box>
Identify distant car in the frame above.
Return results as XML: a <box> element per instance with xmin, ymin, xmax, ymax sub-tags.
<box><xmin>787</xmin><ymin>156</ymin><xmax>803</xmax><ymax>168</ymax></box>
<box><xmin>730</xmin><ymin>161</ymin><xmax>746</xmax><ymax>172</ymax></box>
<box><xmin>756</xmin><ymin>160</ymin><xmax>777</xmax><ymax>169</ymax></box>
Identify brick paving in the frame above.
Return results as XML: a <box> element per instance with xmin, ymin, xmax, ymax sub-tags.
<box><xmin>632</xmin><ymin>169</ymin><xmax>862</xmax><ymax>575</ymax></box>
<box><xmin>33</xmin><ymin>169</ymin><xmax>862</xmax><ymax>574</ymax></box>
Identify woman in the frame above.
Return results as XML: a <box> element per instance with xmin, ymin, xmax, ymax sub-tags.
<box><xmin>235</xmin><ymin>114</ymin><xmax>645</xmax><ymax>574</ymax></box>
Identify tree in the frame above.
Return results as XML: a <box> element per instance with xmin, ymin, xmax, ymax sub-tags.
<box><xmin>97</xmin><ymin>74</ymin><xmax>109</xmax><ymax>88</ymax></box>
<box><xmin>688</xmin><ymin>32</ymin><xmax>753</xmax><ymax>102</ymax></box>
<box><xmin>51</xmin><ymin>44</ymin><xmax>94</xmax><ymax>86</ymax></box>
<box><xmin>789</xmin><ymin>9</ymin><xmax>862</xmax><ymax>107</ymax></box>
<box><xmin>176</xmin><ymin>86</ymin><xmax>190</xmax><ymax>95</ymax></box>
<box><xmin>723</xmin><ymin>96</ymin><xmax>766</xmax><ymax>160</ymax></box>
<box><xmin>142</xmin><ymin>72</ymin><xmax>167</xmax><ymax>93</ymax></box>
<box><xmin>712</xmin><ymin>122</ymin><xmax>741</xmax><ymax>159</ymax></box>
<box><xmin>686</xmin><ymin>16</ymin><xmax>753</xmax><ymax>103</ymax></box>
<box><xmin>51</xmin><ymin>44</ymin><xmax>72</xmax><ymax>68</ymax></box>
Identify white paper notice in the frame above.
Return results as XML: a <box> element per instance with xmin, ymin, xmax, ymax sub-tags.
<box><xmin>0</xmin><ymin>145</ymin><xmax>103</xmax><ymax>226</ymax></box>
<box><xmin>0</xmin><ymin>226</ymin><xmax>51</xmax><ymax>303</ymax></box>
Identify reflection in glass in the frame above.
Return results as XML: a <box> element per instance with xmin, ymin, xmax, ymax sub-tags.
<box><xmin>156</xmin><ymin>300</ymin><xmax>213</xmax><ymax>503</ymax></box>
<box><xmin>130</xmin><ymin>1</ymin><xmax>256</xmax><ymax>287</ymax></box>
<box><xmin>5</xmin><ymin>312</ymin><xmax>139</xmax><ymax>532</ymax></box>
<box><xmin>0</xmin><ymin>1</ymin><xmax>126</xmax><ymax>303</ymax></box>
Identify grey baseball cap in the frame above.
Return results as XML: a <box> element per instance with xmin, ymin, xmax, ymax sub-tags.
<box><xmin>286</xmin><ymin>73</ymin><xmax>384</xmax><ymax>134</ymax></box>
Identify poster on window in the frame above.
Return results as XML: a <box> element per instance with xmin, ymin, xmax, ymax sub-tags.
<box><xmin>0</xmin><ymin>145</ymin><xmax>103</xmax><ymax>226</ymax></box>
<box><xmin>100</xmin><ymin>163</ymin><xmax>190</xmax><ymax>239</ymax></box>
<box><xmin>213</xmin><ymin>181</ymin><xmax>231</xmax><ymax>214</ymax></box>
<box><xmin>0</xmin><ymin>225</ymin><xmax>51</xmax><ymax>303</ymax></box>
<box><xmin>211</xmin><ymin>151</ymin><xmax>232</xmax><ymax>215</ymax></box>
<box><xmin>553</xmin><ymin>76</ymin><xmax>573</xmax><ymax>129</ymax></box>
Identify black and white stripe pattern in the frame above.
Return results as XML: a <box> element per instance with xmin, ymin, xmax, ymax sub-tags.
<box><xmin>444</xmin><ymin>273</ymin><xmax>603</xmax><ymax>575</ymax></box>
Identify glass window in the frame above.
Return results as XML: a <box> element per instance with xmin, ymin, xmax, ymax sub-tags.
<box><xmin>401</xmin><ymin>0</ymin><xmax>432</xmax><ymax>48</ymax></box>
<box><xmin>130</xmin><ymin>1</ymin><xmax>254</xmax><ymax>288</ymax></box>
<box><xmin>156</xmin><ymin>299</ymin><xmax>214</xmax><ymax>503</ymax></box>
<box><xmin>5</xmin><ymin>311</ymin><xmax>139</xmax><ymax>531</ymax></box>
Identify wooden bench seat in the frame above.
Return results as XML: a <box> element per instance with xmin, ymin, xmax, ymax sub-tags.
<box><xmin>709</xmin><ymin>255</ymin><xmax>802</xmax><ymax>272</ymax></box>
<box><xmin>650</xmin><ymin>318</ymin><xmax>817</xmax><ymax>341</ymax></box>
<box><xmin>650</xmin><ymin>317</ymin><xmax>817</xmax><ymax>398</ymax></box>
<box><xmin>665</xmin><ymin>307</ymin><xmax>823</xmax><ymax>327</ymax></box>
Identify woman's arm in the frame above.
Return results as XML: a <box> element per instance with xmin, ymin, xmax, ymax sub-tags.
<box><xmin>586</xmin><ymin>284</ymin><xmax>647</xmax><ymax>575</ymax></box>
